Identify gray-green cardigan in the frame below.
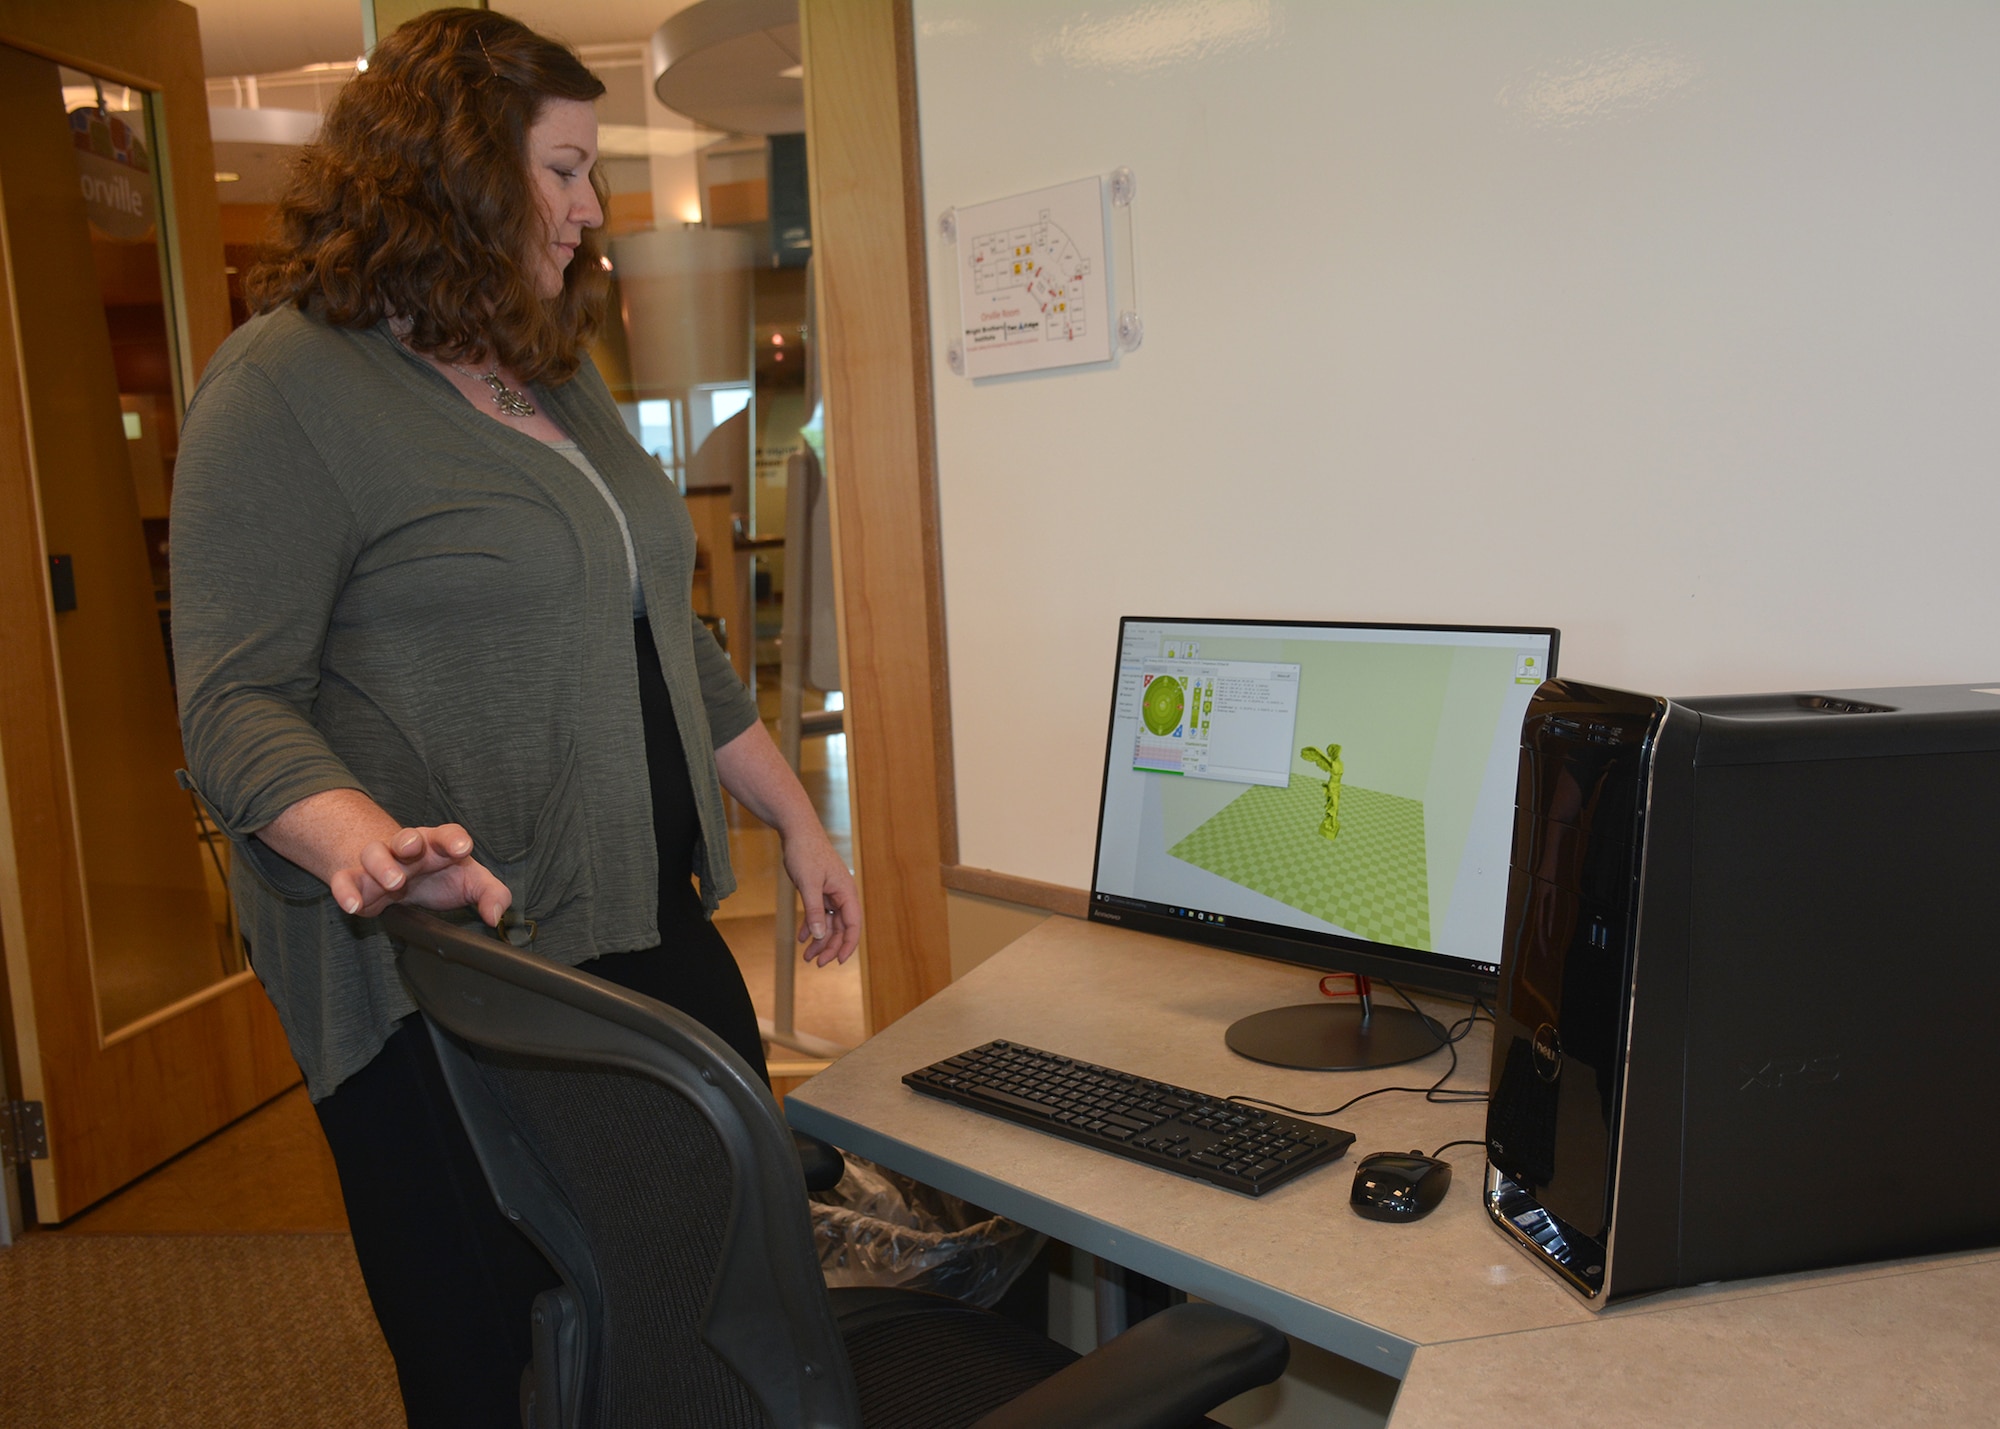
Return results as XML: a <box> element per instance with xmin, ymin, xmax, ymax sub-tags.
<box><xmin>172</xmin><ymin>307</ymin><xmax>761</xmax><ymax>1099</ymax></box>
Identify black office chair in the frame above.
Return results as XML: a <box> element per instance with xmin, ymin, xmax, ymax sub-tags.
<box><xmin>382</xmin><ymin>906</ymin><xmax>1289</xmax><ymax>1429</ymax></box>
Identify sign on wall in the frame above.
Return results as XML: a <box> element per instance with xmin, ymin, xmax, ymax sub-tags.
<box><xmin>948</xmin><ymin>175</ymin><xmax>1111</xmax><ymax>378</ymax></box>
<box><xmin>69</xmin><ymin>103</ymin><xmax>156</xmax><ymax>243</ymax></box>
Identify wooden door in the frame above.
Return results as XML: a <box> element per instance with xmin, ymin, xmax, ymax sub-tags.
<box><xmin>0</xmin><ymin>3</ymin><xmax>297</xmax><ymax>1223</ymax></box>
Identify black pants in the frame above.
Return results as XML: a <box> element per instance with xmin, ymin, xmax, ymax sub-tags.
<box><xmin>314</xmin><ymin>619</ymin><xmax>765</xmax><ymax>1427</ymax></box>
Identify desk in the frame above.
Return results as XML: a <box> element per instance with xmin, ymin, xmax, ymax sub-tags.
<box><xmin>786</xmin><ymin>918</ymin><xmax>2000</xmax><ymax>1425</ymax></box>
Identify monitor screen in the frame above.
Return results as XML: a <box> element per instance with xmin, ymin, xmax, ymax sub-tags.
<box><xmin>1089</xmin><ymin>617</ymin><xmax>1558</xmax><ymax>1004</ymax></box>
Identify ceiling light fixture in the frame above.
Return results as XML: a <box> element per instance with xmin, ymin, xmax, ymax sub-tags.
<box><xmin>651</xmin><ymin>0</ymin><xmax>804</xmax><ymax>135</ymax></box>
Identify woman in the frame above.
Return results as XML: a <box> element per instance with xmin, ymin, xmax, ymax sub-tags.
<box><xmin>171</xmin><ymin>11</ymin><xmax>858</xmax><ymax>1423</ymax></box>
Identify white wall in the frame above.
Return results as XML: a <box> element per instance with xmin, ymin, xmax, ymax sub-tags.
<box><xmin>911</xmin><ymin>0</ymin><xmax>2000</xmax><ymax>890</ymax></box>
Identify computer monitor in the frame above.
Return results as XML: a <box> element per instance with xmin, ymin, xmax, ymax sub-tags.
<box><xmin>1088</xmin><ymin>616</ymin><xmax>1559</xmax><ymax>1071</ymax></box>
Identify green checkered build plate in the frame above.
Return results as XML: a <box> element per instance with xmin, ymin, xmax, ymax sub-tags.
<box><xmin>1167</xmin><ymin>774</ymin><xmax>1431</xmax><ymax>949</ymax></box>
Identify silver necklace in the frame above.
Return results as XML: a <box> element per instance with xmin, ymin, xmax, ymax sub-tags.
<box><xmin>450</xmin><ymin>363</ymin><xmax>536</xmax><ymax>418</ymax></box>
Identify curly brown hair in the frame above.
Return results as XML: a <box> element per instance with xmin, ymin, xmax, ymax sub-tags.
<box><xmin>247</xmin><ymin>8</ymin><xmax>608</xmax><ymax>382</ymax></box>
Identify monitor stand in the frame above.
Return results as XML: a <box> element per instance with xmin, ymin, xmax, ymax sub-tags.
<box><xmin>1225</xmin><ymin>993</ymin><xmax>1446</xmax><ymax>1072</ymax></box>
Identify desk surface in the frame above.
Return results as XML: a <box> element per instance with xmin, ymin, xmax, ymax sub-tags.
<box><xmin>1392</xmin><ymin>1248</ymin><xmax>2000</xmax><ymax>1427</ymax></box>
<box><xmin>787</xmin><ymin>918</ymin><xmax>2000</xmax><ymax>1419</ymax></box>
<box><xmin>787</xmin><ymin>916</ymin><xmax>1594</xmax><ymax>1375</ymax></box>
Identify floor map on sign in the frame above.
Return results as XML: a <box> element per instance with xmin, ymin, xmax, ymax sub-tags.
<box><xmin>972</xmin><ymin>216</ymin><xmax>1089</xmax><ymax>344</ymax></box>
<box><xmin>954</xmin><ymin>175</ymin><xmax>1112</xmax><ymax>378</ymax></box>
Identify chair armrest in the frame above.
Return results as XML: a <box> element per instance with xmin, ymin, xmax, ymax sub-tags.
<box><xmin>969</xmin><ymin>1302</ymin><xmax>1289</xmax><ymax>1429</ymax></box>
<box><xmin>793</xmin><ymin>1129</ymin><xmax>846</xmax><ymax>1194</ymax></box>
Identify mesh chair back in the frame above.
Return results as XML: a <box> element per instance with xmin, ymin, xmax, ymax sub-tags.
<box><xmin>386</xmin><ymin>907</ymin><xmax>862</xmax><ymax>1429</ymax></box>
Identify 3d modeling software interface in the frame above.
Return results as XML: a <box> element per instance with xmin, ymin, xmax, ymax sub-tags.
<box><xmin>1095</xmin><ymin>619</ymin><xmax>1553</xmax><ymax>975</ymax></box>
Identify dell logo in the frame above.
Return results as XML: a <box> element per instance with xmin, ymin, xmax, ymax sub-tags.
<box><xmin>1738</xmin><ymin>1054</ymin><xmax>1842</xmax><ymax>1092</ymax></box>
<box><xmin>1531</xmin><ymin>1023</ymin><xmax>1563</xmax><ymax>1083</ymax></box>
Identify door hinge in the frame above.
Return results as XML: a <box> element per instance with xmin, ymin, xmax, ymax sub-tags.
<box><xmin>1</xmin><ymin>1101</ymin><xmax>48</xmax><ymax>1166</ymax></box>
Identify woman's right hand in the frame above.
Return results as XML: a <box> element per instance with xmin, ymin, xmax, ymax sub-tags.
<box><xmin>330</xmin><ymin>823</ymin><xmax>512</xmax><ymax>926</ymax></box>
<box><xmin>254</xmin><ymin>788</ymin><xmax>511</xmax><ymax>927</ymax></box>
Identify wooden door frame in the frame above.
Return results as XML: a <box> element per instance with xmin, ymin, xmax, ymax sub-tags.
<box><xmin>0</xmin><ymin>1</ymin><xmax>230</xmax><ymax>405</ymax></box>
<box><xmin>799</xmin><ymin>0</ymin><xmax>957</xmax><ymax>1031</ymax></box>
<box><xmin>799</xmin><ymin>0</ymin><xmax>1087</xmax><ymax>1039</ymax></box>
<box><xmin>0</xmin><ymin>0</ymin><xmax>295</xmax><ymax>1222</ymax></box>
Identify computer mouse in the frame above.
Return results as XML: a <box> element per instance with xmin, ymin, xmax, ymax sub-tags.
<box><xmin>1349</xmin><ymin>1151</ymin><xmax>1452</xmax><ymax>1222</ymax></box>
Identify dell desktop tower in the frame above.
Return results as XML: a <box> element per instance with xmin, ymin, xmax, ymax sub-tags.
<box><xmin>1485</xmin><ymin>679</ymin><xmax>2000</xmax><ymax>1305</ymax></box>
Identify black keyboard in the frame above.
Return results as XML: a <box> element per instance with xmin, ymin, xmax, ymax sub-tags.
<box><xmin>903</xmin><ymin>1039</ymin><xmax>1355</xmax><ymax>1196</ymax></box>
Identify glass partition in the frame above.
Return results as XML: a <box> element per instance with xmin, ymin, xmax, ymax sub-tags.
<box><xmin>49</xmin><ymin>65</ymin><xmax>243</xmax><ymax>1033</ymax></box>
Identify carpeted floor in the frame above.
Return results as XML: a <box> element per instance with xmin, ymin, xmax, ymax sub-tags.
<box><xmin>0</xmin><ymin>1231</ymin><xmax>401</xmax><ymax>1427</ymax></box>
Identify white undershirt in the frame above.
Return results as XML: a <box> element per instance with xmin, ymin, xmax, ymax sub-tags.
<box><xmin>549</xmin><ymin>440</ymin><xmax>644</xmax><ymax>617</ymax></box>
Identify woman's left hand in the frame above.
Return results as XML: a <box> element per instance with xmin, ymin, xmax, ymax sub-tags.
<box><xmin>714</xmin><ymin>719</ymin><xmax>862</xmax><ymax>967</ymax></box>
<box><xmin>782</xmin><ymin>823</ymin><xmax>862</xmax><ymax>967</ymax></box>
